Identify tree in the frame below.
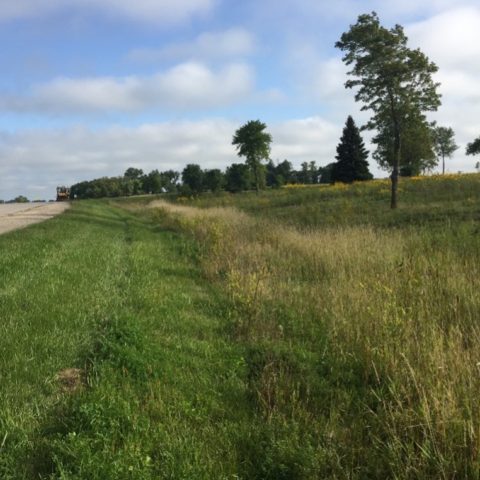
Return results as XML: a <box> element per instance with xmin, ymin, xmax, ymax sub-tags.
<box><xmin>124</xmin><ymin>167</ymin><xmax>144</xmax><ymax>180</ymax></box>
<box><xmin>161</xmin><ymin>170</ymin><xmax>180</xmax><ymax>193</ymax></box>
<box><xmin>266</xmin><ymin>160</ymin><xmax>282</xmax><ymax>188</ymax></box>
<box><xmin>143</xmin><ymin>170</ymin><xmax>163</xmax><ymax>194</ymax></box>
<box><xmin>332</xmin><ymin>116</ymin><xmax>372</xmax><ymax>183</ymax></box>
<box><xmin>276</xmin><ymin>160</ymin><xmax>293</xmax><ymax>184</ymax></box>
<box><xmin>266</xmin><ymin>160</ymin><xmax>293</xmax><ymax>188</ymax></box>
<box><xmin>203</xmin><ymin>169</ymin><xmax>225</xmax><ymax>192</ymax></box>
<box><xmin>232</xmin><ymin>120</ymin><xmax>272</xmax><ymax>193</ymax></box>
<box><xmin>432</xmin><ymin>126</ymin><xmax>458</xmax><ymax>174</ymax></box>
<box><xmin>374</xmin><ymin>115</ymin><xmax>436</xmax><ymax>176</ymax></box>
<box><xmin>181</xmin><ymin>164</ymin><xmax>204</xmax><ymax>195</ymax></box>
<box><xmin>225</xmin><ymin>163</ymin><xmax>253</xmax><ymax>193</ymax></box>
<box><xmin>336</xmin><ymin>12</ymin><xmax>441</xmax><ymax>208</ymax></box>
<box><xmin>466</xmin><ymin>137</ymin><xmax>480</xmax><ymax>156</ymax></box>
<box><xmin>318</xmin><ymin>163</ymin><xmax>336</xmax><ymax>184</ymax></box>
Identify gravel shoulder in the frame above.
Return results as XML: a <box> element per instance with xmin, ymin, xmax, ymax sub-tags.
<box><xmin>0</xmin><ymin>202</ymin><xmax>70</xmax><ymax>235</ymax></box>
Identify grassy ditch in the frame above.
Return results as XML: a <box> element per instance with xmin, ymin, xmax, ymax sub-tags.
<box><xmin>145</xmin><ymin>186</ymin><xmax>480</xmax><ymax>478</ymax></box>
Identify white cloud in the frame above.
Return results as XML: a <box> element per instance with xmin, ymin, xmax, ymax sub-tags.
<box><xmin>406</xmin><ymin>7</ymin><xmax>480</xmax><ymax>171</ymax></box>
<box><xmin>0</xmin><ymin>62</ymin><xmax>255</xmax><ymax>113</ymax></box>
<box><xmin>407</xmin><ymin>7</ymin><xmax>480</xmax><ymax>73</ymax></box>
<box><xmin>271</xmin><ymin>117</ymin><xmax>339</xmax><ymax>160</ymax></box>
<box><xmin>128</xmin><ymin>28</ymin><xmax>255</xmax><ymax>63</ymax></box>
<box><xmin>0</xmin><ymin>0</ymin><xmax>214</xmax><ymax>24</ymax></box>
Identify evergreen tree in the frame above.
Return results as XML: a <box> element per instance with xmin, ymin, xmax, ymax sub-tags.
<box><xmin>332</xmin><ymin>116</ymin><xmax>372</xmax><ymax>183</ymax></box>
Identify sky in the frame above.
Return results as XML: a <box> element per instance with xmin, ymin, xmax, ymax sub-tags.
<box><xmin>0</xmin><ymin>0</ymin><xmax>479</xmax><ymax>200</ymax></box>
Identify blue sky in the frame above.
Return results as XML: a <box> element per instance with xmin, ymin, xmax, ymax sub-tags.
<box><xmin>0</xmin><ymin>0</ymin><xmax>479</xmax><ymax>200</ymax></box>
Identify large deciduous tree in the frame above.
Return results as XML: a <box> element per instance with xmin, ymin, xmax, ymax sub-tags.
<box><xmin>332</xmin><ymin>115</ymin><xmax>372</xmax><ymax>183</ymax></box>
<box><xmin>432</xmin><ymin>126</ymin><xmax>458</xmax><ymax>174</ymax></box>
<box><xmin>336</xmin><ymin>12</ymin><xmax>441</xmax><ymax>208</ymax></box>
<box><xmin>232</xmin><ymin>120</ymin><xmax>272</xmax><ymax>193</ymax></box>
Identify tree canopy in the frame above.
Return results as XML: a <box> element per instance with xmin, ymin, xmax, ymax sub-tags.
<box><xmin>232</xmin><ymin>120</ymin><xmax>272</xmax><ymax>193</ymax></box>
<box><xmin>332</xmin><ymin>116</ymin><xmax>372</xmax><ymax>183</ymax></box>
<box><xmin>181</xmin><ymin>164</ymin><xmax>204</xmax><ymax>195</ymax></box>
<box><xmin>466</xmin><ymin>137</ymin><xmax>480</xmax><ymax>156</ymax></box>
<box><xmin>336</xmin><ymin>12</ymin><xmax>441</xmax><ymax>208</ymax></box>
<box><xmin>374</xmin><ymin>114</ymin><xmax>436</xmax><ymax>176</ymax></box>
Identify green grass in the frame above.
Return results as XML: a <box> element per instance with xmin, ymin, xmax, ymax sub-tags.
<box><xmin>0</xmin><ymin>201</ymin><xmax>261</xmax><ymax>479</ymax></box>
<box><xmin>2</xmin><ymin>174</ymin><xmax>480</xmax><ymax>478</ymax></box>
<box><xmin>179</xmin><ymin>173</ymin><xmax>480</xmax><ymax>228</ymax></box>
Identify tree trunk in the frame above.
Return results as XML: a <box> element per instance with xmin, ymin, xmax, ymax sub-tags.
<box><xmin>254</xmin><ymin>163</ymin><xmax>259</xmax><ymax>194</ymax></box>
<box><xmin>391</xmin><ymin>130</ymin><xmax>400</xmax><ymax>209</ymax></box>
<box><xmin>442</xmin><ymin>153</ymin><xmax>445</xmax><ymax>175</ymax></box>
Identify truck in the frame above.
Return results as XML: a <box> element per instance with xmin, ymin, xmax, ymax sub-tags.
<box><xmin>56</xmin><ymin>186</ymin><xmax>70</xmax><ymax>201</ymax></box>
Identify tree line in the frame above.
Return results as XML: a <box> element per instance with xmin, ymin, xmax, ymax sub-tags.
<box><xmin>69</xmin><ymin>160</ymin><xmax>338</xmax><ymax>199</ymax></box>
<box><xmin>69</xmin><ymin>112</ymin><xmax>476</xmax><ymax>201</ymax></box>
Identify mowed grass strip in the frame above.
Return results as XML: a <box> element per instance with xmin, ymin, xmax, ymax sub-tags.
<box><xmin>0</xmin><ymin>201</ymin><xmax>252</xmax><ymax>479</ymax></box>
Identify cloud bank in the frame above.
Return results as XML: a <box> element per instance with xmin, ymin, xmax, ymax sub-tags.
<box><xmin>0</xmin><ymin>63</ymin><xmax>255</xmax><ymax>113</ymax></box>
<box><xmin>0</xmin><ymin>0</ymin><xmax>215</xmax><ymax>24</ymax></box>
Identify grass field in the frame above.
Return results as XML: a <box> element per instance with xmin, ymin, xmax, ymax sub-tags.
<box><xmin>0</xmin><ymin>201</ymin><xmax>255</xmax><ymax>479</ymax></box>
<box><xmin>1</xmin><ymin>174</ymin><xmax>480</xmax><ymax>478</ymax></box>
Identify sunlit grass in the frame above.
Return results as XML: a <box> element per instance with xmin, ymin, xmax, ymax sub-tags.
<box><xmin>3</xmin><ymin>173</ymin><xmax>480</xmax><ymax>478</ymax></box>
<box><xmin>144</xmin><ymin>173</ymin><xmax>480</xmax><ymax>477</ymax></box>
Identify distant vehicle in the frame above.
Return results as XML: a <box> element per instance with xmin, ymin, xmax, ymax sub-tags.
<box><xmin>56</xmin><ymin>186</ymin><xmax>70</xmax><ymax>201</ymax></box>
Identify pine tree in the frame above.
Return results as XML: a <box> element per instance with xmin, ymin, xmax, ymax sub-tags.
<box><xmin>332</xmin><ymin>116</ymin><xmax>372</xmax><ymax>183</ymax></box>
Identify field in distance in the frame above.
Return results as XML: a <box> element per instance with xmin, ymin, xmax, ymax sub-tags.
<box><xmin>0</xmin><ymin>202</ymin><xmax>69</xmax><ymax>235</ymax></box>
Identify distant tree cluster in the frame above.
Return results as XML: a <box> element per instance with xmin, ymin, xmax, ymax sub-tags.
<box><xmin>70</xmin><ymin>168</ymin><xmax>179</xmax><ymax>199</ymax></box>
<box><xmin>69</xmin><ymin>158</ymin><xmax>342</xmax><ymax>200</ymax></box>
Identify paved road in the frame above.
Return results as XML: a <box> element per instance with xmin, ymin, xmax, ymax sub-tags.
<box><xmin>0</xmin><ymin>203</ymin><xmax>70</xmax><ymax>235</ymax></box>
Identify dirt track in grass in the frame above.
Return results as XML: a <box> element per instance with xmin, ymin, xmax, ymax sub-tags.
<box><xmin>0</xmin><ymin>203</ymin><xmax>70</xmax><ymax>235</ymax></box>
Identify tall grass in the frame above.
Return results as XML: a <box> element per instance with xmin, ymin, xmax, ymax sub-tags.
<box><xmin>181</xmin><ymin>173</ymin><xmax>480</xmax><ymax>229</ymax></box>
<box><xmin>146</xmin><ymin>183</ymin><xmax>480</xmax><ymax>478</ymax></box>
